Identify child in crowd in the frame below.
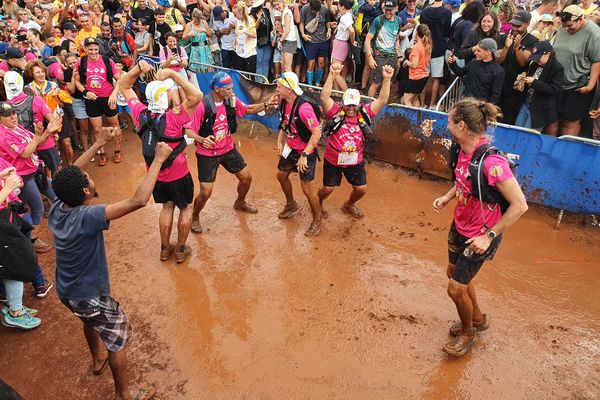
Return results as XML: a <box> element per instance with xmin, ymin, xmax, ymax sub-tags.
<box><xmin>271</xmin><ymin>17</ymin><xmax>283</xmax><ymax>79</ymax></box>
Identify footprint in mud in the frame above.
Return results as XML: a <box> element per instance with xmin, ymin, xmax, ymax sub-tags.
<box><xmin>398</xmin><ymin>231</ymin><xmax>415</xmax><ymax>238</ymax></box>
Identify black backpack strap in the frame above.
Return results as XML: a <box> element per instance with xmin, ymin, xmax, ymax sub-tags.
<box><xmin>101</xmin><ymin>55</ymin><xmax>114</xmax><ymax>85</ymax></box>
<box><xmin>448</xmin><ymin>142</ymin><xmax>461</xmax><ymax>181</ymax></box>
<box><xmin>198</xmin><ymin>92</ymin><xmax>217</xmax><ymax>137</ymax></box>
<box><xmin>79</xmin><ymin>55</ymin><xmax>88</xmax><ymax>85</ymax></box>
<box><xmin>472</xmin><ymin>143</ymin><xmax>492</xmax><ymax>163</ymax></box>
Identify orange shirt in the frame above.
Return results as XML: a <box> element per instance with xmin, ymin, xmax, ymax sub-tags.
<box><xmin>75</xmin><ymin>26</ymin><xmax>101</xmax><ymax>56</ymax></box>
<box><xmin>409</xmin><ymin>41</ymin><xmax>431</xmax><ymax>81</ymax></box>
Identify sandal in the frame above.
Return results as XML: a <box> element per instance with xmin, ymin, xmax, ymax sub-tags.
<box><xmin>114</xmin><ymin>150</ymin><xmax>123</xmax><ymax>164</ymax></box>
<box><xmin>443</xmin><ymin>334</ymin><xmax>477</xmax><ymax>357</ymax></box>
<box><xmin>92</xmin><ymin>358</ymin><xmax>109</xmax><ymax>376</ymax></box>
<box><xmin>449</xmin><ymin>314</ymin><xmax>490</xmax><ymax>337</ymax></box>
<box><xmin>133</xmin><ymin>387</ymin><xmax>156</xmax><ymax>400</ymax></box>
<box><xmin>98</xmin><ymin>152</ymin><xmax>107</xmax><ymax>166</ymax></box>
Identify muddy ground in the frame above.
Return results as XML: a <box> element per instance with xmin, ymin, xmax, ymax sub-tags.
<box><xmin>1</xmin><ymin>122</ymin><xmax>599</xmax><ymax>400</ymax></box>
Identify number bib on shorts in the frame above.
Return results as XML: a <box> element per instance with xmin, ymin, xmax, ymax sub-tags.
<box><xmin>337</xmin><ymin>151</ymin><xmax>358</xmax><ymax>165</ymax></box>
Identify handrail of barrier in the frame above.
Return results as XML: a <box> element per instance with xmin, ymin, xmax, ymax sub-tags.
<box><xmin>297</xmin><ymin>83</ymin><xmax>377</xmax><ymax>101</ymax></box>
<box><xmin>558</xmin><ymin>135</ymin><xmax>600</xmax><ymax>146</ymax></box>
<box><xmin>435</xmin><ymin>77</ymin><xmax>462</xmax><ymax>112</ymax></box>
<box><xmin>188</xmin><ymin>62</ymin><xmax>270</xmax><ymax>84</ymax></box>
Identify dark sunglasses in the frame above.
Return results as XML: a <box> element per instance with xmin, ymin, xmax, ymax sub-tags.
<box><xmin>559</xmin><ymin>11</ymin><xmax>582</xmax><ymax>23</ymax></box>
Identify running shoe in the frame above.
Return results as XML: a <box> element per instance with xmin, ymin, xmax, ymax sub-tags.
<box><xmin>2</xmin><ymin>304</ymin><xmax>38</xmax><ymax>317</ymax></box>
<box><xmin>278</xmin><ymin>201</ymin><xmax>300</xmax><ymax>219</ymax></box>
<box><xmin>233</xmin><ymin>201</ymin><xmax>258</xmax><ymax>214</ymax></box>
<box><xmin>34</xmin><ymin>280</ymin><xmax>54</xmax><ymax>298</ymax></box>
<box><xmin>191</xmin><ymin>219</ymin><xmax>203</xmax><ymax>234</ymax></box>
<box><xmin>1</xmin><ymin>309</ymin><xmax>41</xmax><ymax>330</ymax></box>
<box><xmin>175</xmin><ymin>245</ymin><xmax>191</xmax><ymax>264</ymax></box>
<box><xmin>33</xmin><ymin>238</ymin><xmax>54</xmax><ymax>253</ymax></box>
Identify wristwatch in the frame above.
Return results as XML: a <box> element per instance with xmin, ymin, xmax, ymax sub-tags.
<box><xmin>301</xmin><ymin>152</ymin><xmax>308</xmax><ymax>158</ymax></box>
<box><xmin>487</xmin><ymin>230</ymin><xmax>497</xmax><ymax>240</ymax></box>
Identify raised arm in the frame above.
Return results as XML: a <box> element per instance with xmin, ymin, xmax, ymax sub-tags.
<box><xmin>369</xmin><ymin>65</ymin><xmax>393</xmax><ymax>114</ymax></box>
<box><xmin>321</xmin><ymin>62</ymin><xmax>340</xmax><ymax>114</ymax></box>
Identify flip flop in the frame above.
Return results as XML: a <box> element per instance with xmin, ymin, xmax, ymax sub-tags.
<box><xmin>92</xmin><ymin>358</ymin><xmax>109</xmax><ymax>376</ymax></box>
<box><xmin>134</xmin><ymin>387</ymin><xmax>156</xmax><ymax>400</ymax></box>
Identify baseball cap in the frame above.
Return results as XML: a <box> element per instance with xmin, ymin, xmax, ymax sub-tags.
<box><xmin>560</xmin><ymin>4</ymin><xmax>584</xmax><ymax>21</ymax></box>
<box><xmin>0</xmin><ymin>47</ymin><xmax>25</xmax><ymax>60</ymax></box>
<box><xmin>0</xmin><ymin>102</ymin><xmax>16</xmax><ymax>117</ymax></box>
<box><xmin>63</xmin><ymin>22</ymin><xmax>78</xmax><ymax>31</ymax></box>
<box><xmin>539</xmin><ymin>13</ymin><xmax>554</xmax><ymax>23</ymax></box>
<box><xmin>213</xmin><ymin>5</ymin><xmax>224</xmax><ymax>18</ymax></box>
<box><xmin>478</xmin><ymin>38</ymin><xmax>498</xmax><ymax>57</ymax></box>
<box><xmin>343</xmin><ymin>89</ymin><xmax>361</xmax><ymax>106</ymax></box>
<box><xmin>210</xmin><ymin>71</ymin><xmax>234</xmax><ymax>89</ymax></box>
<box><xmin>510</xmin><ymin>10</ymin><xmax>532</xmax><ymax>26</ymax></box>
<box><xmin>443</xmin><ymin>0</ymin><xmax>461</xmax><ymax>8</ymax></box>
<box><xmin>529</xmin><ymin>40</ymin><xmax>552</xmax><ymax>61</ymax></box>
<box><xmin>277</xmin><ymin>71</ymin><xmax>303</xmax><ymax>96</ymax></box>
<box><xmin>84</xmin><ymin>37</ymin><xmax>99</xmax><ymax>46</ymax></box>
<box><xmin>383</xmin><ymin>0</ymin><xmax>398</xmax><ymax>9</ymax></box>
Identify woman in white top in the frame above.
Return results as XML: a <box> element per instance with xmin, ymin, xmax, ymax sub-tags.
<box><xmin>272</xmin><ymin>0</ymin><xmax>296</xmax><ymax>72</ymax></box>
<box><xmin>331</xmin><ymin>0</ymin><xmax>355</xmax><ymax>90</ymax></box>
<box><xmin>233</xmin><ymin>3</ymin><xmax>258</xmax><ymax>73</ymax></box>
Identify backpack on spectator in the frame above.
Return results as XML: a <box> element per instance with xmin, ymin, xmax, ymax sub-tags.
<box><xmin>11</xmin><ymin>95</ymin><xmax>35</xmax><ymax>133</ymax></box>
<box><xmin>279</xmin><ymin>95</ymin><xmax>322</xmax><ymax>143</ymax></box>
<box><xmin>137</xmin><ymin>109</ymin><xmax>187</xmax><ymax>170</ymax></box>
<box><xmin>448</xmin><ymin>142</ymin><xmax>518</xmax><ymax>214</ymax></box>
<box><xmin>78</xmin><ymin>55</ymin><xmax>114</xmax><ymax>88</ymax></box>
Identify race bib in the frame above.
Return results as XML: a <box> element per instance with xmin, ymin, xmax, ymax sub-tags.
<box><xmin>282</xmin><ymin>143</ymin><xmax>292</xmax><ymax>159</ymax></box>
<box><xmin>337</xmin><ymin>151</ymin><xmax>358</xmax><ymax>165</ymax></box>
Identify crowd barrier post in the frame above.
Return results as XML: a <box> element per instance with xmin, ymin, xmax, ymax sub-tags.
<box><xmin>435</xmin><ymin>77</ymin><xmax>462</xmax><ymax>112</ymax></box>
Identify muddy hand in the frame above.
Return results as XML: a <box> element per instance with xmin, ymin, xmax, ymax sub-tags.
<box><xmin>297</xmin><ymin>155</ymin><xmax>308</xmax><ymax>173</ymax></box>
<box><xmin>465</xmin><ymin>235</ymin><xmax>491</xmax><ymax>255</ymax></box>
<box><xmin>98</xmin><ymin>127</ymin><xmax>117</xmax><ymax>144</ymax></box>
<box><xmin>432</xmin><ymin>196</ymin><xmax>449</xmax><ymax>214</ymax></box>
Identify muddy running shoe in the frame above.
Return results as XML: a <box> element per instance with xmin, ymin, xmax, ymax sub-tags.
<box><xmin>278</xmin><ymin>201</ymin><xmax>300</xmax><ymax>219</ymax></box>
<box><xmin>191</xmin><ymin>218</ymin><xmax>203</xmax><ymax>234</ymax></box>
<box><xmin>233</xmin><ymin>201</ymin><xmax>258</xmax><ymax>214</ymax></box>
<box><xmin>304</xmin><ymin>221</ymin><xmax>322</xmax><ymax>237</ymax></box>
<box><xmin>34</xmin><ymin>280</ymin><xmax>53</xmax><ymax>298</ymax></box>
<box><xmin>443</xmin><ymin>334</ymin><xmax>477</xmax><ymax>357</ymax></box>
<box><xmin>160</xmin><ymin>244</ymin><xmax>174</xmax><ymax>261</ymax></box>
<box><xmin>175</xmin><ymin>245</ymin><xmax>191</xmax><ymax>264</ymax></box>
<box><xmin>2</xmin><ymin>305</ymin><xmax>38</xmax><ymax>317</ymax></box>
<box><xmin>342</xmin><ymin>202</ymin><xmax>364</xmax><ymax>219</ymax></box>
<box><xmin>114</xmin><ymin>150</ymin><xmax>123</xmax><ymax>163</ymax></box>
<box><xmin>449</xmin><ymin>314</ymin><xmax>490</xmax><ymax>337</ymax></box>
<box><xmin>33</xmin><ymin>238</ymin><xmax>53</xmax><ymax>253</ymax></box>
<box><xmin>1</xmin><ymin>309</ymin><xmax>41</xmax><ymax>330</ymax></box>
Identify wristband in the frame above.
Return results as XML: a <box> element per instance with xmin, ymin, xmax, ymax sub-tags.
<box><xmin>264</xmin><ymin>102</ymin><xmax>268</xmax><ymax>109</ymax></box>
<box><xmin>82</xmin><ymin>89</ymin><xmax>89</xmax><ymax>97</ymax></box>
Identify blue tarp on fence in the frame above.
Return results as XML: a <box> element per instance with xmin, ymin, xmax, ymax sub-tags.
<box><xmin>194</xmin><ymin>70</ymin><xmax>600</xmax><ymax>214</ymax></box>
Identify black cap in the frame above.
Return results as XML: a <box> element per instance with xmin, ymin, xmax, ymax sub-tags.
<box><xmin>0</xmin><ymin>47</ymin><xmax>25</xmax><ymax>60</ymax></box>
<box><xmin>84</xmin><ymin>37</ymin><xmax>99</xmax><ymax>46</ymax></box>
<box><xmin>0</xmin><ymin>102</ymin><xmax>16</xmax><ymax>117</ymax></box>
<box><xmin>510</xmin><ymin>10</ymin><xmax>532</xmax><ymax>26</ymax></box>
<box><xmin>63</xmin><ymin>22</ymin><xmax>78</xmax><ymax>31</ymax></box>
<box><xmin>383</xmin><ymin>0</ymin><xmax>398</xmax><ymax>8</ymax></box>
<box><xmin>529</xmin><ymin>40</ymin><xmax>553</xmax><ymax>61</ymax></box>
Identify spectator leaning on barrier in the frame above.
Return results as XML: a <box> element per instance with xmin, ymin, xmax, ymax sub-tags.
<box><xmin>553</xmin><ymin>4</ymin><xmax>600</xmax><ymax>136</ymax></box>
<box><xmin>514</xmin><ymin>40</ymin><xmax>564</xmax><ymax>134</ymax></box>
<box><xmin>497</xmin><ymin>10</ymin><xmax>538</xmax><ymax>125</ymax></box>
<box><xmin>449</xmin><ymin>38</ymin><xmax>505</xmax><ymax>106</ymax></box>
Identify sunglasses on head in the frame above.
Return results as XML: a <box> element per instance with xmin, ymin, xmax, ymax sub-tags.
<box><xmin>559</xmin><ymin>11</ymin><xmax>582</xmax><ymax>22</ymax></box>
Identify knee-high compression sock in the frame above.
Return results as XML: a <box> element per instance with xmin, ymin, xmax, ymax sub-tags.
<box><xmin>315</xmin><ymin>68</ymin><xmax>324</xmax><ymax>85</ymax></box>
<box><xmin>307</xmin><ymin>70</ymin><xmax>314</xmax><ymax>86</ymax></box>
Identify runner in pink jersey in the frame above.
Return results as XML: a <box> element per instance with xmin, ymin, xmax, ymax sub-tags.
<box><xmin>184</xmin><ymin>71</ymin><xmax>279</xmax><ymax>235</ymax></box>
<box><xmin>318</xmin><ymin>62</ymin><xmax>392</xmax><ymax>220</ymax></box>
<box><xmin>432</xmin><ymin>99</ymin><xmax>528</xmax><ymax>358</ymax></box>
<box><xmin>119</xmin><ymin>61</ymin><xmax>203</xmax><ymax>264</ymax></box>
<box><xmin>275</xmin><ymin>71</ymin><xmax>323</xmax><ymax>237</ymax></box>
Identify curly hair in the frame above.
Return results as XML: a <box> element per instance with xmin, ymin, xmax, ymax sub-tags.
<box><xmin>52</xmin><ymin>165</ymin><xmax>89</xmax><ymax>207</ymax></box>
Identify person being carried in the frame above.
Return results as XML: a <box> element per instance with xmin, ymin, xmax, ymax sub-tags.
<box><xmin>184</xmin><ymin>71</ymin><xmax>279</xmax><ymax>234</ymax></box>
<box><xmin>432</xmin><ymin>98</ymin><xmax>528</xmax><ymax>357</ymax></box>
<box><xmin>275</xmin><ymin>71</ymin><xmax>323</xmax><ymax>236</ymax></box>
<box><xmin>119</xmin><ymin>60</ymin><xmax>203</xmax><ymax>263</ymax></box>
<box><xmin>49</xmin><ymin>127</ymin><xmax>171</xmax><ymax>400</ymax></box>
<box><xmin>318</xmin><ymin>62</ymin><xmax>392</xmax><ymax>220</ymax></box>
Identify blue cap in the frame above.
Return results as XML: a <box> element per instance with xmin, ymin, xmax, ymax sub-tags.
<box><xmin>213</xmin><ymin>6</ymin><xmax>224</xmax><ymax>18</ymax></box>
<box><xmin>210</xmin><ymin>71</ymin><xmax>234</xmax><ymax>89</ymax></box>
<box><xmin>443</xmin><ymin>0</ymin><xmax>462</xmax><ymax>8</ymax></box>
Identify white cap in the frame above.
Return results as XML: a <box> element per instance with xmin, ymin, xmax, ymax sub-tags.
<box><xmin>3</xmin><ymin>71</ymin><xmax>24</xmax><ymax>101</ymax></box>
<box><xmin>174</xmin><ymin>24</ymin><xmax>184</xmax><ymax>32</ymax></box>
<box><xmin>277</xmin><ymin>71</ymin><xmax>303</xmax><ymax>96</ymax></box>
<box><xmin>145</xmin><ymin>80</ymin><xmax>170</xmax><ymax>114</ymax></box>
<box><xmin>343</xmin><ymin>89</ymin><xmax>361</xmax><ymax>106</ymax></box>
<box><xmin>78</xmin><ymin>0</ymin><xmax>89</xmax><ymax>4</ymax></box>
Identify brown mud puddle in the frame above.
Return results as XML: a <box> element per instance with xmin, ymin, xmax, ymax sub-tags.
<box><xmin>1</xmin><ymin>121</ymin><xmax>599</xmax><ymax>400</ymax></box>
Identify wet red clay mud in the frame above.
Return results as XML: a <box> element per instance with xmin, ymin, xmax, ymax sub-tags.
<box><xmin>1</xmin><ymin>122</ymin><xmax>599</xmax><ymax>399</ymax></box>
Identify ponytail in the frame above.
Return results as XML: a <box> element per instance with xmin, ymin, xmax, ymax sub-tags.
<box><xmin>449</xmin><ymin>98</ymin><xmax>501</xmax><ymax>135</ymax></box>
<box><xmin>416</xmin><ymin>24</ymin><xmax>433</xmax><ymax>56</ymax></box>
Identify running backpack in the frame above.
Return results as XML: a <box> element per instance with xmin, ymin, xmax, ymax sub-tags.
<box><xmin>448</xmin><ymin>142</ymin><xmax>518</xmax><ymax>214</ymax></box>
<box><xmin>279</xmin><ymin>95</ymin><xmax>322</xmax><ymax>143</ymax></box>
<box><xmin>78</xmin><ymin>55</ymin><xmax>114</xmax><ymax>88</ymax></box>
<box><xmin>11</xmin><ymin>95</ymin><xmax>35</xmax><ymax>133</ymax></box>
<box><xmin>137</xmin><ymin>110</ymin><xmax>187</xmax><ymax>170</ymax></box>
<box><xmin>197</xmin><ymin>92</ymin><xmax>238</xmax><ymax>138</ymax></box>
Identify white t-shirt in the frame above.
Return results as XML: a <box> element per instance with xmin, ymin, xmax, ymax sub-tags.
<box><xmin>19</xmin><ymin>20</ymin><xmax>42</xmax><ymax>31</ymax></box>
<box><xmin>336</xmin><ymin>12</ymin><xmax>353</xmax><ymax>41</ymax></box>
<box><xmin>528</xmin><ymin>10</ymin><xmax>541</xmax><ymax>33</ymax></box>
<box><xmin>283</xmin><ymin>7</ymin><xmax>297</xmax><ymax>41</ymax></box>
<box><xmin>235</xmin><ymin>17</ymin><xmax>257</xmax><ymax>58</ymax></box>
<box><xmin>213</xmin><ymin>14</ymin><xmax>237</xmax><ymax>51</ymax></box>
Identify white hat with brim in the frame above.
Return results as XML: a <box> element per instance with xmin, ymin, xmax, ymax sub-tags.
<box><xmin>277</xmin><ymin>72</ymin><xmax>303</xmax><ymax>96</ymax></box>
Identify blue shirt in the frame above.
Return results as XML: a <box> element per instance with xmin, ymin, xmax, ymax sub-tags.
<box><xmin>41</xmin><ymin>45</ymin><xmax>53</xmax><ymax>61</ymax></box>
<box><xmin>398</xmin><ymin>8</ymin><xmax>421</xmax><ymax>27</ymax></box>
<box><xmin>49</xmin><ymin>202</ymin><xmax>111</xmax><ymax>301</ymax></box>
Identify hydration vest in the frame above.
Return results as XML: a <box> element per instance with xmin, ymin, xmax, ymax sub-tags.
<box><xmin>137</xmin><ymin>109</ymin><xmax>187</xmax><ymax>170</ymax></box>
<box><xmin>322</xmin><ymin>104</ymin><xmax>374</xmax><ymax>140</ymax></box>
<box><xmin>11</xmin><ymin>96</ymin><xmax>35</xmax><ymax>133</ymax></box>
<box><xmin>197</xmin><ymin>92</ymin><xmax>238</xmax><ymax>138</ymax></box>
<box><xmin>279</xmin><ymin>95</ymin><xmax>322</xmax><ymax>143</ymax></box>
<box><xmin>448</xmin><ymin>142</ymin><xmax>518</xmax><ymax>214</ymax></box>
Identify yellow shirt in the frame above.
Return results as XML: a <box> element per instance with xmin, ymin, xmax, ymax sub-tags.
<box><xmin>581</xmin><ymin>3</ymin><xmax>598</xmax><ymax>15</ymax></box>
<box><xmin>163</xmin><ymin>7</ymin><xmax>183</xmax><ymax>31</ymax></box>
<box><xmin>75</xmin><ymin>26</ymin><xmax>101</xmax><ymax>56</ymax></box>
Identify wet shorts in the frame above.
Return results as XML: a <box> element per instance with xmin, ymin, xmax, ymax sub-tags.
<box><xmin>153</xmin><ymin>173</ymin><xmax>194</xmax><ymax>209</ymax></box>
<box><xmin>323</xmin><ymin>159</ymin><xmax>367</xmax><ymax>187</ymax></box>
<box><xmin>61</xmin><ymin>295</ymin><xmax>132</xmax><ymax>353</ymax></box>
<box><xmin>85</xmin><ymin>97</ymin><xmax>118</xmax><ymax>118</ymax></box>
<box><xmin>277</xmin><ymin>148</ymin><xmax>317</xmax><ymax>182</ymax></box>
<box><xmin>447</xmin><ymin>221</ymin><xmax>502</xmax><ymax>285</ymax></box>
<box><xmin>196</xmin><ymin>148</ymin><xmax>247</xmax><ymax>183</ymax></box>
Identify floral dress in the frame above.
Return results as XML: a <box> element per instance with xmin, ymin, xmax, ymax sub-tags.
<box><xmin>189</xmin><ymin>28</ymin><xmax>214</xmax><ymax>72</ymax></box>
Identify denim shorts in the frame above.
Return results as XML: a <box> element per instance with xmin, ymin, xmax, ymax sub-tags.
<box><xmin>72</xmin><ymin>98</ymin><xmax>88</xmax><ymax>120</ymax></box>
